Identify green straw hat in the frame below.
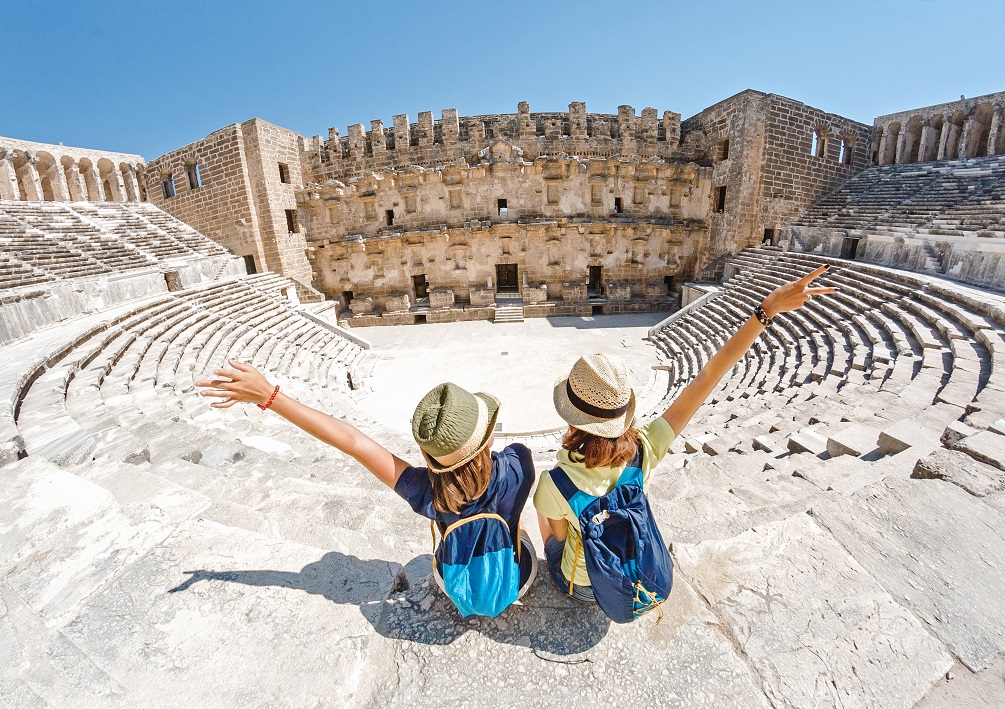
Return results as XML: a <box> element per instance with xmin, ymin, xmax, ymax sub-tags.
<box><xmin>412</xmin><ymin>383</ymin><xmax>500</xmax><ymax>472</ymax></box>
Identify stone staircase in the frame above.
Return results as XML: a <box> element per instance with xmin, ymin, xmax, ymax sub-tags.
<box><xmin>493</xmin><ymin>295</ymin><xmax>524</xmax><ymax>323</ymax></box>
<box><xmin>3</xmin><ymin>246</ymin><xmax>1005</xmax><ymax>706</ymax></box>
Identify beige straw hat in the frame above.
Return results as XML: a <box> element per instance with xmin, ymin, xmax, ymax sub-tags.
<box><xmin>412</xmin><ymin>382</ymin><xmax>500</xmax><ymax>473</ymax></box>
<box><xmin>553</xmin><ymin>353</ymin><xmax>636</xmax><ymax>438</ymax></box>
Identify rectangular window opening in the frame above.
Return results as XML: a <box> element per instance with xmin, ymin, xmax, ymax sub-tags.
<box><xmin>763</xmin><ymin>228</ymin><xmax>775</xmax><ymax>245</ymax></box>
<box><xmin>497</xmin><ymin>198</ymin><xmax>508</xmax><ymax>216</ymax></box>
<box><xmin>285</xmin><ymin>209</ymin><xmax>298</xmax><ymax>233</ymax></box>
<box><xmin>278</xmin><ymin>163</ymin><xmax>290</xmax><ymax>184</ymax></box>
<box><xmin>810</xmin><ymin>132</ymin><xmax>819</xmax><ymax>156</ymax></box>
<box><xmin>161</xmin><ymin>174</ymin><xmax>176</xmax><ymax>199</ymax></box>
<box><xmin>614</xmin><ymin>197</ymin><xmax>623</xmax><ymax>214</ymax></box>
<box><xmin>386</xmin><ymin>209</ymin><xmax>395</xmax><ymax>226</ymax></box>
<box><xmin>720</xmin><ymin>138</ymin><xmax>730</xmax><ymax>161</ymax></box>
<box><xmin>342</xmin><ymin>290</ymin><xmax>354</xmax><ymax>307</ymax></box>
<box><xmin>664</xmin><ymin>275</ymin><xmax>674</xmax><ymax>294</ymax></box>
<box><xmin>185</xmin><ymin>163</ymin><xmax>201</xmax><ymax>189</ymax></box>
<box><xmin>242</xmin><ymin>254</ymin><xmax>257</xmax><ymax>274</ymax></box>
<box><xmin>715</xmin><ymin>186</ymin><xmax>727</xmax><ymax>213</ymax></box>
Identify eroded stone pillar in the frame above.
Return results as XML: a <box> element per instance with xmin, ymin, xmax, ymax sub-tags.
<box><xmin>48</xmin><ymin>160</ymin><xmax>70</xmax><ymax>200</ymax></box>
<box><xmin>107</xmin><ymin>166</ymin><xmax>127</xmax><ymax>201</ymax></box>
<box><xmin>16</xmin><ymin>153</ymin><xmax>44</xmax><ymax>201</ymax></box>
<box><xmin>83</xmin><ymin>164</ymin><xmax>105</xmax><ymax>201</ymax></box>
<box><xmin>370</xmin><ymin>120</ymin><xmax>387</xmax><ymax>160</ymax></box>
<box><xmin>877</xmin><ymin>125</ymin><xmax>891</xmax><ymax>165</ymax></box>
<box><xmin>917</xmin><ymin>119</ymin><xmax>936</xmax><ymax>163</ymax></box>
<box><xmin>0</xmin><ymin>150</ymin><xmax>20</xmax><ymax>200</ymax></box>
<box><xmin>122</xmin><ymin>163</ymin><xmax>141</xmax><ymax>201</ymax></box>
<box><xmin>986</xmin><ymin>102</ymin><xmax>1003</xmax><ymax>156</ymax></box>
<box><xmin>63</xmin><ymin>160</ymin><xmax>87</xmax><ymax>201</ymax></box>
<box><xmin>936</xmin><ymin>115</ymin><xmax>952</xmax><ymax>160</ymax></box>
<box><xmin>517</xmin><ymin>102</ymin><xmax>534</xmax><ymax>139</ymax></box>
<box><xmin>959</xmin><ymin>116</ymin><xmax>976</xmax><ymax>159</ymax></box>
<box><xmin>894</xmin><ymin>127</ymin><xmax>908</xmax><ymax>164</ymax></box>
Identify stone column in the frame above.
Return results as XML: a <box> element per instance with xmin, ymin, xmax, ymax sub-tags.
<box><xmin>108</xmin><ymin>166</ymin><xmax>127</xmax><ymax>201</ymax></box>
<box><xmin>370</xmin><ymin>119</ymin><xmax>387</xmax><ymax>161</ymax></box>
<box><xmin>347</xmin><ymin>124</ymin><xmax>366</xmax><ymax>161</ymax></box>
<box><xmin>16</xmin><ymin>152</ymin><xmax>44</xmax><ymax>201</ymax></box>
<box><xmin>517</xmin><ymin>102</ymin><xmax>534</xmax><ymax>139</ymax></box>
<box><xmin>986</xmin><ymin>102</ymin><xmax>1004</xmax><ymax>156</ymax></box>
<box><xmin>917</xmin><ymin>119</ymin><xmax>936</xmax><ymax>163</ymax></box>
<box><xmin>0</xmin><ymin>150</ymin><xmax>19</xmax><ymax>200</ymax></box>
<box><xmin>936</xmin><ymin>115</ymin><xmax>952</xmax><ymax>160</ymax></box>
<box><xmin>568</xmin><ymin>102</ymin><xmax>587</xmax><ymax>140</ymax></box>
<box><xmin>416</xmin><ymin>111</ymin><xmax>433</xmax><ymax>148</ymax></box>
<box><xmin>618</xmin><ymin>105</ymin><xmax>637</xmax><ymax>156</ymax></box>
<box><xmin>122</xmin><ymin>163</ymin><xmax>141</xmax><ymax>202</ymax></box>
<box><xmin>391</xmin><ymin>116</ymin><xmax>409</xmax><ymax>161</ymax></box>
<box><xmin>63</xmin><ymin>160</ymin><xmax>87</xmax><ymax>201</ymax></box>
<box><xmin>441</xmin><ymin>109</ymin><xmax>459</xmax><ymax>145</ymax></box>
<box><xmin>958</xmin><ymin>116</ymin><xmax>976</xmax><ymax>159</ymax></box>
<box><xmin>83</xmin><ymin>164</ymin><xmax>105</xmax><ymax>201</ymax></box>
<box><xmin>640</xmin><ymin>107</ymin><xmax>658</xmax><ymax>153</ymax></box>
<box><xmin>894</xmin><ymin>127</ymin><xmax>908</xmax><ymax>164</ymax></box>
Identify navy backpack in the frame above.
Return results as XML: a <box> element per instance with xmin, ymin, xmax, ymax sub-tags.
<box><xmin>549</xmin><ymin>446</ymin><xmax>673</xmax><ymax>623</ymax></box>
<box><xmin>430</xmin><ymin>514</ymin><xmax>521</xmax><ymax>618</ymax></box>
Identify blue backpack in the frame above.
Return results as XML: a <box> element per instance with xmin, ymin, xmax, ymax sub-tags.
<box><xmin>430</xmin><ymin>514</ymin><xmax>521</xmax><ymax>617</ymax></box>
<box><xmin>549</xmin><ymin>446</ymin><xmax>673</xmax><ymax>623</ymax></box>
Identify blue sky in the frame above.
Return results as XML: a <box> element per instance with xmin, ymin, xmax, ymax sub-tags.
<box><xmin>3</xmin><ymin>0</ymin><xmax>1002</xmax><ymax>159</ymax></box>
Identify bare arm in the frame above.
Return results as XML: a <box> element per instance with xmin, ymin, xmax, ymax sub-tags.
<box><xmin>195</xmin><ymin>361</ymin><xmax>412</xmax><ymax>488</ymax></box>
<box><xmin>662</xmin><ymin>265</ymin><xmax>835</xmax><ymax>437</ymax></box>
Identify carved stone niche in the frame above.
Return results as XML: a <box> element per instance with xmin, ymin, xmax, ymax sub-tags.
<box><xmin>429</xmin><ymin>289</ymin><xmax>454</xmax><ymax>310</ymax></box>
<box><xmin>546</xmin><ymin>238</ymin><xmax>563</xmax><ymax>266</ymax></box>
<box><xmin>448</xmin><ymin>244</ymin><xmax>468</xmax><ymax>271</ymax></box>
<box><xmin>588</xmin><ymin>235</ymin><xmax>604</xmax><ymax>257</ymax></box>
<box><xmin>608</xmin><ymin>283</ymin><xmax>631</xmax><ymax>301</ymax></box>
<box><xmin>630</xmin><ymin>238</ymin><xmax>648</xmax><ymax>265</ymax></box>
<box><xmin>501</xmin><ymin>236</ymin><xmax>513</xmax><ymax>255</ymax></box>
<box><xmin>384</xmin><ymin>293</ymin><xmax>411</xmax><ymax>313</ymax></box>
<box><xmin>350</xmin><ymin>296</ymin><xmax>374</xmax><ymax>315</ymax></box>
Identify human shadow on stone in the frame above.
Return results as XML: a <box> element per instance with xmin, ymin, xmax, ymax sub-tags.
<box><xmin>169</xmin><ymin>551</ymin><xmax>610</xmax><ymax>656</ymax></box>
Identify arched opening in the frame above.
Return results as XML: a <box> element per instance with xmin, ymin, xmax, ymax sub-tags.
<box><xmin>11</xmin><ymin>151</ymin><xmax>33</xmax><ymax>201</ymax></box>
<box><xmin>969</xmin><ymin>103</ymin><xmax>994</xmax><ymax>158</ymax></box>
<box><xmin>97</xmin><ymin>158</ymin><xmax>118</xmax><ymax>202</ymax></box>
<box><xmin>903</xmin><ymin>116</ymin><xmax>923</xmax><ymax>164</ymax></box>
<box><xmin>883</xmin><ymin>123</ymin><xmax>900</xmax><ymax>164</ymax></box>
<box><xmin>35</xmin><ymin>152</ymin><xmax>57</xmax><ymax>201</ymax></box>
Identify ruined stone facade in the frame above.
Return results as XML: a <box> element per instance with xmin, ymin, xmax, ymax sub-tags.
<box><xmin>681</xmin><ymin>91</ymin><xmax>872</xmax><ymax>268</ymax></box>
<box><xmin>0</xmin><ymin>137</ymin><xmax>144</xmax><ymax>204</ymax></box>
<box><xmin>873</xmin><ymin>90</ymin><xmax>1005</xmax><ymax>165</ymax></box>
<box><xmin>141</xmin><ymin>119</ymin><xmax>319</xmax><ymax>300</ymax></box>
<box><xmin>297</xmin><ymin>103</ymin><xmax>713</xmax><ymax>322</ymax></box>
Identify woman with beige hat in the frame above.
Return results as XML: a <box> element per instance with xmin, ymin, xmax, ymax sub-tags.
<box><xmin>535</xmin><ymin>265</ymin><xmax>835</xmax><ymax>603</ymax></box>
<box><xmin>196</xmin><ymin>365</ymin><xmax>537</xmax><ymax>617</ymax></box>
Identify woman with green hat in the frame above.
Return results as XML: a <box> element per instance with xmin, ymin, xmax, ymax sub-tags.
<box><xmin>196</xmin><ymin>362</ymin><xmax>537</xmax><ymax>617</ymax></box>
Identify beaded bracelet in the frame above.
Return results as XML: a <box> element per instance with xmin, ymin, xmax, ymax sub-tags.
<box><xmin>754</xmin><ymin>304</ymin><xmax>773</xmax><ymax>328</ymax></box>
<box><xmin>258</xmin><ymin>385</ymin><xmax>280</xmax><ymax>410</ymax></box>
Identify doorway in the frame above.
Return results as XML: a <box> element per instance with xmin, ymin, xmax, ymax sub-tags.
<box><xmin>413</xmin><ymin>274</ymin><xmax>429</xmax><ymax>300</ymax></box>
<box><xmin>588</xmin><ymin>265</ymin><xmax>603</xmax><ymax>297</ymax></box>
<box><xmin>243</xmin><ymin>254</ymin><xmax>257</xmax><ymax>274</ymax></box>
<box><xmin>496</xmin><ymin>264</ymin><xmax>518</xmax><ymax>293</ymax></box>
<box><xmin>840</xmin><ymin>237</ymin><xmax>859</xmax><ymax>260</ymax></box>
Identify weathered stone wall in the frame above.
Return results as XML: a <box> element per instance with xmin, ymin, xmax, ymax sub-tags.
<box><xmin>873</xmin><ymin>90</ymin><xmax>1005</xmax><ymax>165</ymax></box>
<box><xmin>681</xmin><ymin>90</ymin><xmax>871</xmax><ymax>262</ymax></box>
<box><xmin>0</xmin><ymin>136</ymin><xmax>144</xmax><ymax>204</ymax></box>
<box><xmin>142</xmin><ymin>124</ymin><xmax>264</xmax><ymax>268</ymax></box>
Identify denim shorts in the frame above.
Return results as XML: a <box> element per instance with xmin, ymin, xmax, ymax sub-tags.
<box><xmin>544</xmin><ymin>536</ymin><xmax>596</xmax><ymax>603</ymax></box>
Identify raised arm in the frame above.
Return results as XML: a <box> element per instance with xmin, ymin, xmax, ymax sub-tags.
<box><xmin>195</xmin><ymin>360</ymin><xmax>412</xmax><ymax>488</ymax></box>
<box><xmin>662</xmin><ymin>265</ymin><xmax>836</xmax><ymax>437</ymax></box>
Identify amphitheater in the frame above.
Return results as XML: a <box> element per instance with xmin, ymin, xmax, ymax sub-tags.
<box><xmin>2</xmin><ymin>88</ymin><xmax>1005</xmax><ymax>709</ymax></box>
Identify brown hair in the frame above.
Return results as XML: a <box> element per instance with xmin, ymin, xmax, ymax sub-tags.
<box><xmin>429</xmin><ymin>445</ymin><xmax>493</xmax><ymax>514</ymax></box>
<box><xmin>562</xmin><ymin>424</ymin><xmax>639</xmax><ymax>469</ymax></box>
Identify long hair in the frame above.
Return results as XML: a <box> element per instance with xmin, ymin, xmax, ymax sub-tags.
<box><xmin>562</xmin><ymin>424</ymin><xmax>639</xmax><ymax>469</ymax></box>
<box><xmin>429</xmin><ymin>445</ymin><xmax>493</xmax><ymax>514</ymax></box>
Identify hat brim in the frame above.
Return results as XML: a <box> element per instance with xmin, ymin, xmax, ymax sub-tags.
<box><xmin>553</xmin><ymin>377</ymin><xmax>636</xmax><ymax>438</ymax></box>
<box><xmin>422</xmin><ymin>392</ymin><xmax>500</xmax><ymax>473</ymax></box>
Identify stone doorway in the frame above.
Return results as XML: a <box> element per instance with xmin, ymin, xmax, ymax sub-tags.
<box><xmin>412</xmin><ymin>274</ymin><xmax>428</xmax><ymax>300</ymax></box>
<box><xmin>496</xmin><ymin>264</ymin><xmax>518</xmax><ymax>293</ymax></box>
<box><xmin>588</xmin><ymin>265</ymin><xmax>604</xmax><ymax>297</ymax></box>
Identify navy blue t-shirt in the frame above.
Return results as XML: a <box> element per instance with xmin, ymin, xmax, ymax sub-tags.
<box><xmin>394</xmin><ymin>443</ymin><xmax>535</xmax><ymax>538</ymax></box>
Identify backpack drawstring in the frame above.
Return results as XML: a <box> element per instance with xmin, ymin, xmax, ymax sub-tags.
<box><xmin>633</xmin><ymin>582</ymin><xmax>666</xmax><ymax>624</ymax></box>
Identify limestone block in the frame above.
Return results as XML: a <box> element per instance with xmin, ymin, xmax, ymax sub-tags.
<box><xmin>989</xmin><ymin>419</ymin><xmax>1005</xmax><ymax>436</ymax></box>
<box><xmin>607</xmin><ymin>283</ymin><xmax>631</xmax><ymax>301</ymax></box>
<box><xmin>787</xmin><ymin>429</ymin><xmax>827</xmax><ymax>456</ymax></box>
<box><xmin>952</xmin><ymin>430</ymin><xmax>1005</xmax><ymax>472</ymax></box>
<box><xmin>913</xmin><ymin>448</ymin><xmax>1005</xmax><ymax>497</ymax></box>
<box><xmin>684</xmin><ymin>433</ymin><xmax>716</xmax><ymax>454</ymax></box>
<box><xmin>349</xmin><ymin>297</ymin><xmax>374</xmax><ymax>315</ymax></box>
<box><xmin>752</xmin><ymin>435</ymin><xmax>783</xmax><ymax>454</ymax></box>
<box><xmin>197</xmin><ymin>442</ymin><xmax>249</xmax><ymax>468</ymax></box>
<box><xmin>561</xmin><ymin>283</ymin><xmax>586</xmax><ymax>302</ymax></box>
<box><xmin>521</xmin><ymin>284</ymin><xmax>547</xmax><ymax>304</ymax></box>
<box><xmin>428</xmin><ymin>289</ymin><xmax>454</xmax><ymax>310</ymax></box>
<box><xmin>383</xmin><ymin>294</ymin><xmax>410</xmax><ymax>313</ymax></box>
<box><xmin>645</xmin><ymin>282</ymin><xmax>665</xmax><ymax>299</ymax></box>
<box><xmin>469</xmin><ymin>287</ymin><xmax>495</xmax><ymax>307</ymax></box>
<box><xmin>812</xmin><ymin>477</ymin><xmax>1005</xmax><ymax>671</ymax></box>
<box><xmin>676</xmin><ymin>514</ymin><xmax>953</xmax><ymax>708</ymax></box>
<box><xmin>826</xmin><ymin>423</ymin><xmax>880</xmax><ymax>458</ymax></box>
<box><xmin>701</xmin><ymin>436</ymin><xmax>729</xmax><ymax>457</ymax></box>
<box><xmin>941</xmin><ymin>420</ymin><xmax>978</xmax><ymax>448</ymax></box>
<box><xmin>878</xmin><ymin>419</ymin><xmax>939</xmax><ymax>455</ymax></box>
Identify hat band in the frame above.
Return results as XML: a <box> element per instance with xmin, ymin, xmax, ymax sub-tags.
<box><xmin>431</xmin><ymin>396</ymin><xmax>490</xmax><ymax>468</ymax></box>
<box><xmin>566</xmin><ymin>380</ymin><xmax>630</xmax><ymax>420</ymax></box>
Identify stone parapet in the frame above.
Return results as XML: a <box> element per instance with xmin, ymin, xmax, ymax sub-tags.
<box><xmin>429</xmin><ymin>289</ymin><xmax>454</xmax><ymax>309</ymax></box>
<box><xmin>383</xmin><ymin>294</ymin><xmax>410</xmax><ymax>313</ymax></box>
<box><xmin>470</xmin><ymin>287</ymin><xmax>495</xmax><ymax>307</ymax></box>
<box><xmin>562</xmin><ymin>283</ymin><xmax>587</xmax><ymax>302</ymax></box>
<box><xmin>522</xmin><ymin>284</ymin><xmax>547</xmax><ymax>304</ymax></box>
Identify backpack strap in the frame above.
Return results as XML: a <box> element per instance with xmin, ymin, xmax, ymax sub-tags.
<box><xmin>548</xmin><ymin>466</ymin><xmax>582</xmax><ymax>504</ymax></box>
<box><xmin>430</xmin><ymin>512</ymin><xmax>512</xmax><ymax>570</ymax></box>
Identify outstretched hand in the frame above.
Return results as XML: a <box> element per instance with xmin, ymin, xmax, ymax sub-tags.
<box><xmin>761</xmin><ymin>265</ymin><xmax>837</xmax><ymax>318</ymax></box>
<box><xmin>195</xmin><ymin>360</ymin><xmax>275</xmax><ymax>408</ymax></box>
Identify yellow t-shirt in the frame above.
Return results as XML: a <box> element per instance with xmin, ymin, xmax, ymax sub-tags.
<box><xmin>533</xmin><ymin>417</ymin><xmax>676</xmax><ymax>587</ymax></box>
